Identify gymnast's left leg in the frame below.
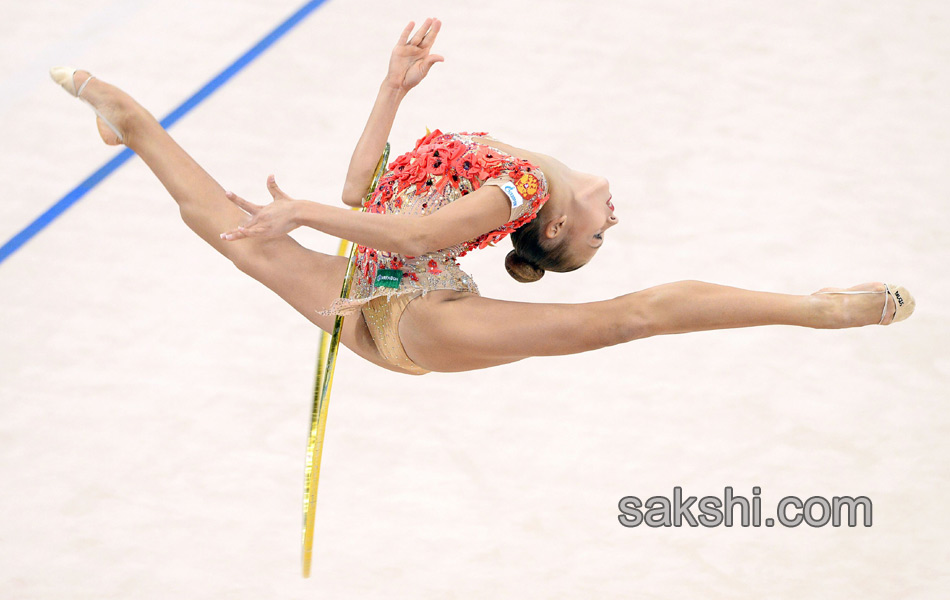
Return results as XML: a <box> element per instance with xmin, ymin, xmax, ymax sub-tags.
<box><xmin>399</xmin><ymin>281</ymin><xmax>911</xmax><ymax>373</ymax></box>
<box><xmin>49</xmin><ymin>68</ymin><xmax>400</xmax><ymax>368</ymax></box>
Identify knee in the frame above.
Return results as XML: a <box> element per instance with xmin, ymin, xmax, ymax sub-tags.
<box><xmin>232</xmin><ymin>254</ymin><xmax>256</xmax><ymax>277</ymax></box>
<box><xmin>228</xmin><ymin>240</ymin><xmax>283</xmax><ymax>279</ymax></box>
<box><xmin>602</xmin><ymin>289</ymin><xmax>659</xmax><ymax>346</ymax></box>
<box><xmin>230</xmin><ymin>248</ymin><xmax>270</xmax><ymax>280</ymax></box>
<box><xmin>608</xmin><ymin>281</ymin><xmax>709</xmax><ymax>344</ymax></box>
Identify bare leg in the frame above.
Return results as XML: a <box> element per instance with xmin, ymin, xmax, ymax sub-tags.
<box><xmin>622</xmin><ymin>280</ymin><xmax>892</xmax><ymax>335</ymax></box>
<box><xmin>72</xmin><ymin>71</ymin><xmax>280</xmax><ymax>263</ymax></box>
<box><xmin>57</xmin><ymin>74</ymin><xmax>904</xmax><ymax>376</ymax></box>
<box><xmin>402</xmin><ymin>281</ymin><xmax>897</xmax><ymax>372</ymax></box>
<box><xmin>64</xmin><ymin>71</ymin><xmax>397</xmax><ymax>369</ymax></box>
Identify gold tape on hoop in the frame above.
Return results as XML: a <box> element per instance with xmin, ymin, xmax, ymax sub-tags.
<box><xmin>302</xmin><ymin>142</ymin><xmax>391</xmax><ymax>578</ymax></box>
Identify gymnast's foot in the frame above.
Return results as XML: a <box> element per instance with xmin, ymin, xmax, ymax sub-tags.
<box><xmin>813</xmin><ymin>282</ymin><xmax>914</xmax><ymax>327</ymax></box>
<box><xmin>50</xmin><ymin>68</ymin><xmax>140</xmax><ymax>146</ymax></box>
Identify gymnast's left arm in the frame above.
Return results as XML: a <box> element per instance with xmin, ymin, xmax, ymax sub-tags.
<box><xmin>340</xmin><ymin>19</ymin><xmax>444</xmax><ymax>207</ymax></box>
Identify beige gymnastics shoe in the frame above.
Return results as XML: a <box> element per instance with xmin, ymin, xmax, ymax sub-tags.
<box><xmin>50</xmin><ymin>66</ymin><xmax>124</xmax><ymax>144</ymax></box>
<box><xmin>818</xmin><ymin>283</ymin><xmax>915</xmax><ymax>325</ymax></box>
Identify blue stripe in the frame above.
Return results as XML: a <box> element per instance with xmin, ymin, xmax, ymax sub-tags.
<box><xmin>0</xmin><ymin>0</ymin><xmax>329</xmax><ymax>266</ymax></box>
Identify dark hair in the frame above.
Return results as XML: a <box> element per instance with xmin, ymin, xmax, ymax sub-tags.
<box><xmin>505</xmin><ymin>212</ymin><xmax>580</xmax><ymax>283</ymax></box>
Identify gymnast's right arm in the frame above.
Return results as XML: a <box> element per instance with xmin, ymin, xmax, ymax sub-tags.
<box><xmin>341</xmin><ymin>19</ymin><xmax>444</xmax><ymax>207</ymax></box>
<box><xmin>221</xmin><ymin>176</ymin><xmax>510</xmax><ymax>256</ymax></box>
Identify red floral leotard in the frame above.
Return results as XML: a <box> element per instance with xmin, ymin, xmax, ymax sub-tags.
<box><xmin>322</xmin><ymin>129</ymin><xmax>550</xmax><ymax>316</ymax></box>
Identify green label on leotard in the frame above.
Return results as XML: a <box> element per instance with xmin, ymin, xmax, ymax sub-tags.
<box><xmin>374</xmin><ymin>269</ymin><xmax>403</xmax><ymax>289</ymax></box>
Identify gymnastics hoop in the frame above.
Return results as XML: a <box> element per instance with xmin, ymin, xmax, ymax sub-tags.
<box><xmin>301</xmin><ymin>142</ymin><xmax>391</xmax><ymax>577</ymax></box>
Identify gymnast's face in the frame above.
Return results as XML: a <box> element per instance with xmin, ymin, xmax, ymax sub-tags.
<box><xmin>560</xmin><ymin>174</ymin><xmax>619</xmax><ymax>266</ymax></box>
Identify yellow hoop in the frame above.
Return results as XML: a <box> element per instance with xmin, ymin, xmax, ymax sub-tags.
<box><xmin>301</xmin><ymin>143</ymin><xmax>391</xmax><ymax>577</ymax></box>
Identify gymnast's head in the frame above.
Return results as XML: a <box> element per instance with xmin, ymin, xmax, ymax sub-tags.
<box><xmin>506</xmin><ymin>172</ymin><xmax>618</xmax><ymax>283</ymax></box>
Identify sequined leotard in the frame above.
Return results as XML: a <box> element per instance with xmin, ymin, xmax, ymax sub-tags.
<box><xmin>323</xmin><ymin>129</ymin><xmax>550</xmax><ymax>373</ymax></box>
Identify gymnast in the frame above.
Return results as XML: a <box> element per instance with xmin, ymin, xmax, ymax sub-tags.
<box><xmin>50</xmin><ymin>18</ymin><xmax>913</xmax><ymax>376</ymax></box>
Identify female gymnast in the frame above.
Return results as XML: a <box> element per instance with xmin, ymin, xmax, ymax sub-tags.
<box><xmin>51</xmin><ymin>19</ymin><xmax>914</xmax><ymax>376</ymax></box>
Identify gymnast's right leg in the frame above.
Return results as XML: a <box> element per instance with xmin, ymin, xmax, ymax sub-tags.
<box><xmin>53</xmin><ymin>69</ymin><xmax>393</xmax><ymax>368</ymax></box>
<box><xmin>400</xmin><ymin>281</ymin><xmax>911</xmax><ymax>373</ymax></box>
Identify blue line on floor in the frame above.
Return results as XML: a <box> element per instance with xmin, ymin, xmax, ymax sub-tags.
<box><xmin>0</xmin><ymin>0</ymin><xmax>329</xmax><ymax>266</ymax></box>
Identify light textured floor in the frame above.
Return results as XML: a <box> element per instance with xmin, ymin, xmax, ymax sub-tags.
<box><xmin>2</xmin><ymin>1</ymin><xmax>948</xmax><ymax>598</ymax></box>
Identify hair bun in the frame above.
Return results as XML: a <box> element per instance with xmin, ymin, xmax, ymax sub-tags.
<box><xmin>505</xmin><ymin>250</ymin><xmax>545</xmax><ymax>283</ymax></box>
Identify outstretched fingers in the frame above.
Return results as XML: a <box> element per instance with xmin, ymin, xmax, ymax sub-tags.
<box><xmin>386</xmin><ymin>18</ymin><xmax>445</xmax><ymax>92</ymax></box>
<box><xmin>225</xmin><ymin>190</ymin><xmax>262</xmax><ymax>215</ymax></box>
<box><xmin>266</xmin><ymin>174</ymin><xmax>290</xmax><ymax>201</ymax></box>
<box><xmin>220</xmin><ymin>191</ymin><xmax>259</xmax><ymax>241</ymax></box>
<box><xmin>405</xmin><ymin>18</ymin><xmax>441</xmax><ymax>48</ymax></box>
<box><xmin>408</xmin><ymin>18</ymin><xmax>433</xmax><ymax>46</ymax></box>
<box><xmin>397</xmin><ymin>21</ymin><xmax>415</xmax><ymax>45</ymax></box>
<box><xmin>220</xmin><ymin>227</ymin><xmax>248</xmax><ymax>241</ymax></box>
<box><xmin>419</xmin><ymin>19</ymin><xmax>441</xmax><ymax>49</ymax></box>
<box><xmin>221</xmin><ymin>175</ymin><xmax>301</xmax><ymax>242</ymax></box>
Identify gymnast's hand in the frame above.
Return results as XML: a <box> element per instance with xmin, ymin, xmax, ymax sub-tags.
<box><xmin>385</xmin><ymin>18</ymin><xmax>444</xmax><ymax>93</ymax></box>
<box><xmin>220</xmin><ymin>176</ymin><xmax>301</xmax><ymax>241</ymax></box>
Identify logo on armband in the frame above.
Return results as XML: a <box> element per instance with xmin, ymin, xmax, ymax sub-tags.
<box><xmin>499</xmin><ymin>181</ymin><xmax>525</xmax><ymax>209</ymax></box>
<box><xmin>374</xmin><ymin>269</ymin><xmax>403</xmax><ymax>289</ymax></box>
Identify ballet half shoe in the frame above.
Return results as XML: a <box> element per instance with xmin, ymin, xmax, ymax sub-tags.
<box><xmin>818</xmin><ymin>283</ymin><xmax>915</xmax><ymax>325</ymax></box>
<box><xmin>49</xmin><ymin>66</ymin><xmax>124</xmax><ymax>143</ymax></box>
